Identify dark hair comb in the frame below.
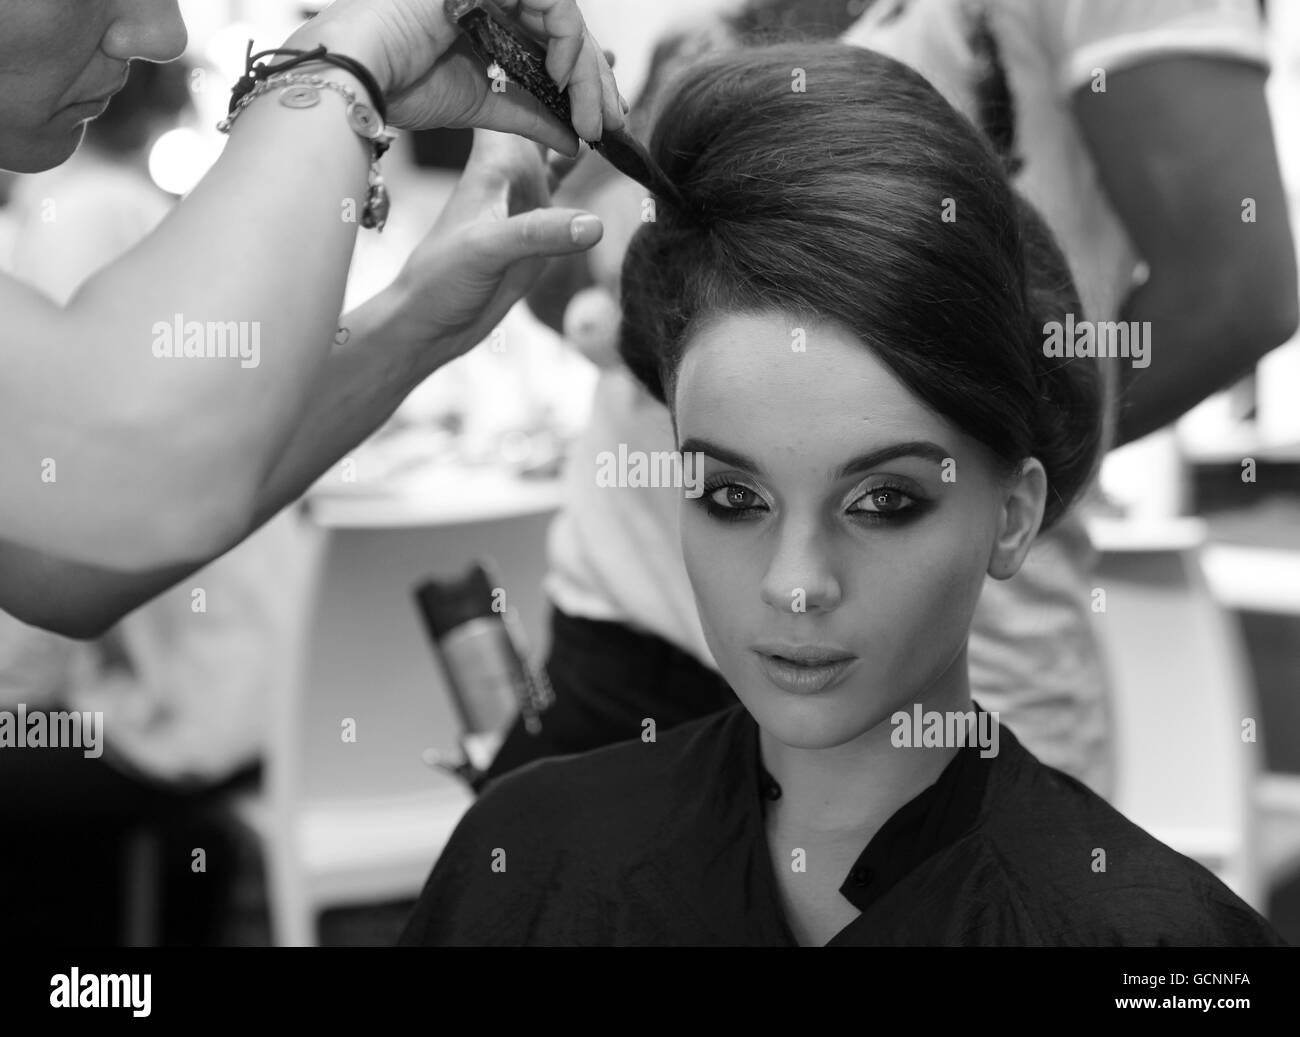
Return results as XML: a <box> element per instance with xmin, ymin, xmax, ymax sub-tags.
<box><xmin>444</xmin><ymin>0</ymin><xmax>687</xmax><ymax>211</ymax></box>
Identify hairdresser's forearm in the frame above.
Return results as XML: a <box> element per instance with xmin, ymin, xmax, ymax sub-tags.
<box><xmin>71</xmin><ymin>78</ymin><xmax>370</xmax><ymax>468</ymax></box>
<box><xmin>0</xmin><ymin>286</ymin><xmax>449</xmax><ymax>639</ymax></box>
<box><xmin>15</xmin><ymin>72</ymin><xmax>371</xmax><ymax>567</ymax></box>
<box><xmin>248</xmin><ymin>281</ymin><xmax>451</xmax><ymax>526</ymax></box>
<box><xmin>1113</xmin><ymin>265</ymin><xmax>1300</xmax><ymax>446</ymax></box>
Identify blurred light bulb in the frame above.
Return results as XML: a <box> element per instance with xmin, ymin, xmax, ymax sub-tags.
<box><xmin>148</xmin><ymin>127</ymin><xmax>220</xmax><ymax>196</ymax></box>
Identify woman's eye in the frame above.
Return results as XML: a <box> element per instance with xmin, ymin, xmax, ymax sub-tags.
<box><xmin>698</xmin><ymin>482</ymin><xmax>769</xmax><ymax>523</ymax></box>
<box><xmin>850</xmin><ymin>485</ymin><xmax>916</xmax><ymax>515</ymax></box>
<box><xmin>710</xmin><ymin>484</ymin><xmax>762</xmax><ymax>510</ymax></box>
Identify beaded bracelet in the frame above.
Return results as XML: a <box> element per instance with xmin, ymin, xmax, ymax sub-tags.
<box><xmin>218</xmin><ymin>70</ymin><xmax>397</xmax><ymax>231</ymax></box>
<box><xmin>227</xmin><ymin>41</ymin><xmax>389</xmax><ymax>124</ymax></box>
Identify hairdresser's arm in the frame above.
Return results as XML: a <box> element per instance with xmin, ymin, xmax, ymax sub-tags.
<box><xmin>0</xmin><ymin>0</ymin><xmax>622</xmax><ymax>572</ymax></box>
<box><xmin>1073</xmin><ymin>56</ymin><xmax>1299</xmax><ymax>446</ymax></box>
<box><xmin>0</xmin><ymin>292</ymin><xmax>434</xmax><ymax>639</ymax></box>
<box><xmin>0</xmin><ymin>131</ymin><xmax>604</xmax><ymax>638</ymax></box>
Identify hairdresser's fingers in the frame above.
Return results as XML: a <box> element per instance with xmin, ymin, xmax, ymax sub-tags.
<box><xmin>507</xmin><ymin>0</ymin><xmax>585</xmax><ymax>89</ymax></box>
<box><xmin>553</xmin><ymin>26</ymin><xmax>603</xmax><ymax>140</ymax></box>
<box><xmin>546</xmin><ymin>150</ymin><xmax>583</xmax><ymax>194</ymax></box>
<box><xmin>501</xmin><ymin>0</ymin><xmax>618</xmax><ymax>140</ymax></box>
<box><xmin>458</xmin><ymin>130</ymin><xmax>584</xmax><ymax>231</ymax></box>
<box><xmin>443</xmin><ymin>129</ymin><xmax>545</xmax><ymax>226</ymax></box>
<box><xmin>470</xmin><ymin>130</ymin><xmax>569</xmax><ymax>213</ymax></box>
<box><xmin>408</xmin><ymin>40</ymin><xmax>580</xmax><ymax>154</ymax></box>
<box><xmin>594</xmin><ymin>38</ymin><xmax>628</xmax><ymax>125</ymax></box>
<box><xmin>470</xmin><ymin>207</ymin><xmax>605</xmax><ymax>271</ymax></box>
<box><xmin>473</xmin><ymin>98</ymin><xmax>578</xmax><ymax>156</ymax></box>
<box><xmin>579</xmin><ymin>30</ymin><xmax>624</xmax><ymax>137</ymax></box>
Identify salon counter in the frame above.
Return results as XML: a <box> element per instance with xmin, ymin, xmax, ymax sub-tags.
<box><xmin>305</xmin><ymin>462</ymin><xmax>565</xmax><ymax>530</ymax></box>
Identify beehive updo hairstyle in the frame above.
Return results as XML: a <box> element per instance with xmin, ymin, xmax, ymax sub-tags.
<box><xmin>618</xmin><ymin>42</ymin><xmax>1102</xmax><ymax>529</ymax></box>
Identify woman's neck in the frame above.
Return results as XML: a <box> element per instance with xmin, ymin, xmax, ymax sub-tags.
<box><xmin>758</xmin><ymin>654</ymin><xmax>973</xmax><ymax>839</ymax></box>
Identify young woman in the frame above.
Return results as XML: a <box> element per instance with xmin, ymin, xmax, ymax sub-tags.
<box><xmin>399</xmin><ymin>42</ymin><xmax>1285</xmax><ymax>947</ymax></box>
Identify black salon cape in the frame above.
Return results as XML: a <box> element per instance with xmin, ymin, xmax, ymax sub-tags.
<box><xmin>399</xmin><ymin>704</ymin><xmax>1285</xmax><ymax>947</ymax></box>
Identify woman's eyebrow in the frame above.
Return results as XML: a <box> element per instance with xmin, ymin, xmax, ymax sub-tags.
<box><xmin>678</xmin><ymin>438</ymin><xmax>951</xmax><ymax>480</ymax></box>
<box><xmin>834</xmin><ymin>441</ymin><xmax>951</xmax><ymax>479</ymax></box>
<box><xmin>679</xmin><ymin>438</ymin><xmax>761</xmax><ymax>475</ymax></box>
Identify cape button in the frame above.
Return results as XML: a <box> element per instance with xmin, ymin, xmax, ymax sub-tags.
<box><xmin>849</xmin><ymin>865</ymin><xmax>873</xmax><ymax>887</ymax></box>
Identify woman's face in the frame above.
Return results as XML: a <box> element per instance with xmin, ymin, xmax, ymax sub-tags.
<box><xmin>0</xmin><ymin>0</ymin><xmax>186</xmax><ymax>173</ymax></box>
<box><xmin>674</xmin><ymin>311</ymin><xmax>1040</xmax><ymax>751</ymax></box>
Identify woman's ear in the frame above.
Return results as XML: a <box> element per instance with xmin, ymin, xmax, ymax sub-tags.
<box><xmin>988</xmin><ymin>458</ymin><xmax>1047</xmax><ymax>580</ymax></box>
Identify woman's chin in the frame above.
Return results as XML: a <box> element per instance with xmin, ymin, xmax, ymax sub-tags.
<box><xmin>741</xmin><ymin>687</ymin><xmax>887</xmax><ymax>752</ymax></box>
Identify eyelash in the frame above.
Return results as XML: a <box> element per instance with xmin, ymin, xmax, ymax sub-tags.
<box><xmin>700</xmin><ymin>478</ymin><xmax>766</xmax><ymax>523</ymax></box>
<box><xmin>697</xmin><ymin>478</ymin><xmax>926</xmax><ymax>525</ymax></box>
<box><xmin>849</xmin><ymin>483</ymin><xmax>921</xmax><ymax>523</ymax></box>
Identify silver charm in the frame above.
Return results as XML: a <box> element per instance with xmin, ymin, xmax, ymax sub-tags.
<box><xmin>347</xmin><ymin>102</ymin><xmax>383</xmax><ymax>140</ymax></box>
<box><xmin>280</xmin><ymin>84</ymin><xmax>322</xmax><ymax>109</ymax></box>
<box><xmin>361</xmin><ymin>177</ymin><xmax>390</xmax><ymax>232</ymax></box>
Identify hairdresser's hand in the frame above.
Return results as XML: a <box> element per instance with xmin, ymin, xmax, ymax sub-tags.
<box><xmin>381</xmin><ymin>128</ymin><xmax>603</xmax><ymax>372</ymax></box>
<box><xmin>286</xmin><ymin>0</ymin><xmax>625</xmax><ymax>154</ymax></box>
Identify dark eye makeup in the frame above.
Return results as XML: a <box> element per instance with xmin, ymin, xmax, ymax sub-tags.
<box><xmin>699</xmin><ymin>476</ymin><xmax>768</xmax><ymax>523</ymax></box>
<box><xmin>695</xmin><ymin>474</ymin><xmax>932</xmax><ymax>526</ymax></box>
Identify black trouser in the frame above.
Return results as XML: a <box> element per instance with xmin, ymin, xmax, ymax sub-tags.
<box><xmin>484</xmin><ymin>608</ymin><xmax>737</xmax><ymax>784</ymax></box>
<box><xmin>0</xmin><ymin>745</ymin><xmax>258</xmax><ymax>946</ymax></box>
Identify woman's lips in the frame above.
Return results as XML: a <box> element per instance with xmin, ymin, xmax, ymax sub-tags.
<box><xmin>753</xmin><ymin>648</ymin><xmax>858</xmax><ymax>695</ymax></box>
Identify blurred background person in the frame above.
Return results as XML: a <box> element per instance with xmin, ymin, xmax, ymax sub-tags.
<box><xmin>0</xmin><ymin>58</ymin><xmax>321</xmax><ymax>946</ymax></box>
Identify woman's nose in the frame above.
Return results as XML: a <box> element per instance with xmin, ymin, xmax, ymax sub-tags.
<box><xmin>102</xmin><ymin>0</ymin><xmax>188</xmax><ymax>64</ymax></box>
<box><xmin>759</xmin><ymin>518</ymin><xmax>843</xmax><ymax>615</ymax></box>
